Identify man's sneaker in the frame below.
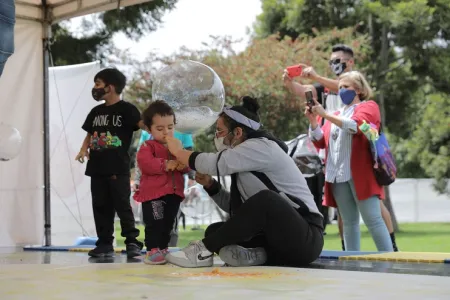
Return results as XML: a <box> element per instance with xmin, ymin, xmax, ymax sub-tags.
<box><xmin>144</xmin><ymin>248</ymin><xmax>166</xmax><ymax>265</ymax></box>
<box><xmin>165</xmin><ymin>241</ymin><xmax>213</xmax><ymax>268</ymax></box>
<box><xmin>219</xmin><ymin>245</ymin><xmax>267</xmax><ymax>267</ymax></box>
<box><xmin>88</xmin><ymin>245</ymin><xmax>114</xmax><ymax>258</ymax></box>
<box><xmin>126</xmin><ymin>243</ymin><xmax>143</xmax><ymax>258</ymax></box>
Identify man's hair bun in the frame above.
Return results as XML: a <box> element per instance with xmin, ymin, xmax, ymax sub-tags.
<box><xmin>241</xmin><ymin>96</ymin><xmax>260</xmax><ymax>114</ymax></box>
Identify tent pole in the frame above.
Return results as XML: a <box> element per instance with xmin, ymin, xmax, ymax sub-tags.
<box><xmin>43</xmin><ymin>3</ymin><xmax>52</xmax><ymax>247</ymax></box>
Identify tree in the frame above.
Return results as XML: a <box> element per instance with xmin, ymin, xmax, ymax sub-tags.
<box><xmin>50</xmin><ymin>0</ymin><xmax>178</xmax><ymax>66</ymax></box>
<box><xmin>255</xmin><ymin>0</ymin><xmax>449</xmax><ymax>135</ymax></box>
<box><xmin>407</xmin><ymin>93</ymin><xmax>450</xmax><ymax>195</ymax></box>
<box><xmin>255</xmin><ymin>0</ymin><xmax>366</xmax><ymax>40</ymax></box>
<box><xmin>125</xmin><ymin>29</ymin><xmax>368</xmax><ymax>150</ymax></box>
<box><xmin>254</xmin><ymin>0</ymin><xmax>450</xmax><ymax>196</ymax></box>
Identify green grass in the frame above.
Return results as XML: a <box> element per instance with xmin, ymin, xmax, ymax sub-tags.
<box><xmin>322</xmin><ymin>222</ymin><xmax>450</xmax><ymax>252</ymax></box>
<box><xmin>115</xmin><ymin>222</ymin><xmax>450</xmax><ymax>252</ymax></box>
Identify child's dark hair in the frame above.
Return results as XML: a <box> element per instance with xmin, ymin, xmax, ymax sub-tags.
<box><xmin>142</xmin><ymin>100</ymin><xmax>176</xmax><ymax>128</ymax></box>
<box><xmin>220</xmin><ymin>96</ymin><xmax>260</xmax><ymax>136</ymax></box>
<box><xmin>94</xmin><ymin>68</ymin><xmax>126</xmax><ymax>94</ymax></box>
<box><xmin>331</xmin><ymin>44</ymin><xmax>354</xmax><ymax>57</ymax></box>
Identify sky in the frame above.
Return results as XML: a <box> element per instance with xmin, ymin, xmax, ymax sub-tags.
<box><xmin>108</xmin><ymin>0</ymin><xmax>262</xmax><ymax>61</ymax></box>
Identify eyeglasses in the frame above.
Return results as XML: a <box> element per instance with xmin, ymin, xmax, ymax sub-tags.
<box><xmin>215</xmin><ymin>129</ymin><xmax>228</xmax><ymax>138</ymax></box>
<box><xmin>328</xmin><ymin>58</ymin><xmax>347</xmax><ymax>66</ymax></box>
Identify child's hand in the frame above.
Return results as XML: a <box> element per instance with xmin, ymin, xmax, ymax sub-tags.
<box><xmin>166</xmin><ymin>160</ymin><xmax>179</xmax><ymax>171</ymax></box>
<box><xmin>75</xmin><ymin>149</ymin><xmax>89</xmax><ymax>163</ymax></box>
<box><xmin>176</xmin><ymin>162</ymin><xmax>186</xmax><ymax>171</ymax></box>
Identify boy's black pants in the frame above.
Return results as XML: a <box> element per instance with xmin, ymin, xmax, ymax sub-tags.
<box><xmin>142</xmin><ymin>194</ymin><xmax>182</xmax><ymax>251</ymax></box>
<box><xmin>91</xmin><ymin>175</ymin><xmax>140</xmax><ymax>247</ymax></box>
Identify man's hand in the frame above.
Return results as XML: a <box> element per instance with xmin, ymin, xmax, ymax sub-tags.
<box><xmin>166</xmin><ymin>160</ymin><xmax>179</xmax><ymax>171</ymax></box>
<box><xmin>300</xmin><ymin>64</ymin><xmax>318</xmax><ymax>79</ymax></box>
<box><xmin>282</xmin><ymin>69</ymin><xmax>293</xmax><ymax>86</ymax></box>
<box><xmin>166</xmin><ymin>136</ymin><xmax>183</xmax><ymax>156</ymax></box>
<box><xmin>75</xmin><ymin>149</ymin><xmax>89</xmax><ymax>163</ymax></box>
<box><xmin>195</xmin><ymin>172</ymin><xmax>213</xmax><ymax>188</ymax></box>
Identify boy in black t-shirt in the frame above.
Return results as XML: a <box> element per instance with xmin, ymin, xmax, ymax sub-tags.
<box><xmin>76</xmin><ymin>68</ymin><xmax>144</xmax><ymax>258</ymax></box>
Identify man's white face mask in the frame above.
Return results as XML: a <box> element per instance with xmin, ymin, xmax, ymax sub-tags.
<box><xmin>214</xmin><ymin>136</ymin><xmax>230</xmax><ymax>152</ymax></box>
<box><xmin>214</xmin><ymin>130</ymin><xmax>235</xmax><ymax>152</ymax></box>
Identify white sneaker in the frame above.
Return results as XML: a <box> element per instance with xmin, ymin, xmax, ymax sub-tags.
<box><xmin>219</xmin><ymin>245</ymin><xmax>267</xmax><ymax>267</ymax></box>
<box><xmin>165</xmin><ymin>240</ymin><xmax>214</xmax><ymax>268</ymax></box>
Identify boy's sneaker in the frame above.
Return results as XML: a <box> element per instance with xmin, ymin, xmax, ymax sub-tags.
<box><xmin>126</xmin><ymin>243</ymin><xmax>143</xmax><ymax>258</ymax></box>
<box><xmin>144</xmin><ymin>248</ymin><xmax>167</xmax><ymax>265</ymax></box>
<box><xmin>219</xmin><ymin>245</ymin><xmax>267</xmax><ymax>267</ymax></box>
<box><xmin>165</xmin><ymin>240</ymin><xmax>213</xmax><ymax>268</ymax></box>
<box><xmin>88</xmin><ymin>245</ymin><xmax>114</xmax><ymax>258</ymax></box>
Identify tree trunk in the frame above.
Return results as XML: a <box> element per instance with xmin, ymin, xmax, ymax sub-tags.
<box><xmin>373</xmin><ymin>0</ymin><xmax>400</xmax><ymax>232</ymax></box>
<box><xmin>384</xmin><ymin>186</ymin><xmax>399</xmax><ymax>232</ymax></box>
<box><xmin>378</xmin><ymin>22</ymin><xmax>388</xmax><ymax>126</ymax></box>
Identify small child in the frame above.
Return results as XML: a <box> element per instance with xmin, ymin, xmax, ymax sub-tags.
<box><xmin>133</xmin><ymin>100</ymin><xmax>189</xmax><ymax>264</ymax></box>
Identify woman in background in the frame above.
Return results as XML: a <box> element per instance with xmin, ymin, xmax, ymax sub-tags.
<box><xmin>307</xmin><ymin>71</ymin><xmax>393</xmax><ymax>252</ymax></box>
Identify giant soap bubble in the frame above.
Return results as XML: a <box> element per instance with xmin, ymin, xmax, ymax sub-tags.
<box><xmin>152</xmin><ymin>60</ymin><xmax>225</xmax><ymax>134</ymax></box>
<box><xmin>0</xmin><ymin>123</ymin><xmax>22</xmax><ymax>161</ymax></box>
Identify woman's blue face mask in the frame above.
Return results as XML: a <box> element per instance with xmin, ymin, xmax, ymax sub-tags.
<box><xmin>339</xmin><ymin>88</ymin><xmax>357</xmax><ymax>105</ymax></box>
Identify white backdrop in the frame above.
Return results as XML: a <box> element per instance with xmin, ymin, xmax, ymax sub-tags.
<box><xmin>49</xmin><ymin>62</ymin><xmax>100</xmax><ymax>246</ymax></box>
<box><xmin>0</xmin><ymin>26</ymin><xmax>100</xmax><ymax>247</ymax></box>
<box><xmin>0</xmin><ymin>0</ymin><xmax>154</xmax><ymax>248</ymax></box>
<box><xmin>0</xmin><ymin>19</ymin><xmax>44</xmax><ymax>247</ymax></box>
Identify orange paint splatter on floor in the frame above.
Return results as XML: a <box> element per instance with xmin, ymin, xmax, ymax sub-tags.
<box><xmin>170</xmin><ymin>268</ymin><xmax>284</xmax><ymax>279</ymax></box>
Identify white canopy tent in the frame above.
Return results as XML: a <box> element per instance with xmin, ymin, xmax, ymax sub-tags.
<box><xmin>16</xmin><ymin>0</ymin><xmax>153</xmax><ymax>23</ymax></box>
<box><xmin>0</xmin><ymin>0</ymin><xmax>153</xmax><ymax>248</ymax></box>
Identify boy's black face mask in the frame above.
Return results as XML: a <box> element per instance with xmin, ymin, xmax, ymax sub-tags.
<box><xmin>91</xmin><ymin>86</ymin><xmax>108</xmax><ymax>101</ymax></box>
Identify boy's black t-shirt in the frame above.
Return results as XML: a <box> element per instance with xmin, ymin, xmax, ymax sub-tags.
<box><xmin>82</xmin><ymin>100</ymin><xmax>141</xmax><ymax>177</ymax></box>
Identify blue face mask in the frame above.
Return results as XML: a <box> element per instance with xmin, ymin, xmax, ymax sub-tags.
<box><xmin>339</xmin><ymin>88</ymin><xmax>357</xmax><ymax>105</ymax></box>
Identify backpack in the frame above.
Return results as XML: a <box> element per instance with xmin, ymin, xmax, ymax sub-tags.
<box><xmin>360</xmin><ymin>121</ymin><xmax>397</xmax><ymax>186</ymax></box>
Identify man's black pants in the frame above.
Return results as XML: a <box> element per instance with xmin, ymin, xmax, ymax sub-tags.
<box><xmin>202</xmin><ymin>190</ymin><xmax>324</xmax><ymax>267</ymax></box>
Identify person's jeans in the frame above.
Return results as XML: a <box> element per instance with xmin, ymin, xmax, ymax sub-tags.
<box><xmin>331</xmin><ymin>180</ymin><xmax>393</xmax><ymax>252</ymax></box>
<box><xmin>0</xmin><ymin>0</ymin><xmax>15</xmax><ymax>78</ymax></box>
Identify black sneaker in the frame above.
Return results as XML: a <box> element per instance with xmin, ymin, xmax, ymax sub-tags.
<box><xmin>88</xmin><ymin>245</ymin><xmax>114</xmax><ymax>258</ymax></box>
<box><xmin>126</xmin><ymin>243</ymin><xmax>143</xmax><ymax>258</ymax></box>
